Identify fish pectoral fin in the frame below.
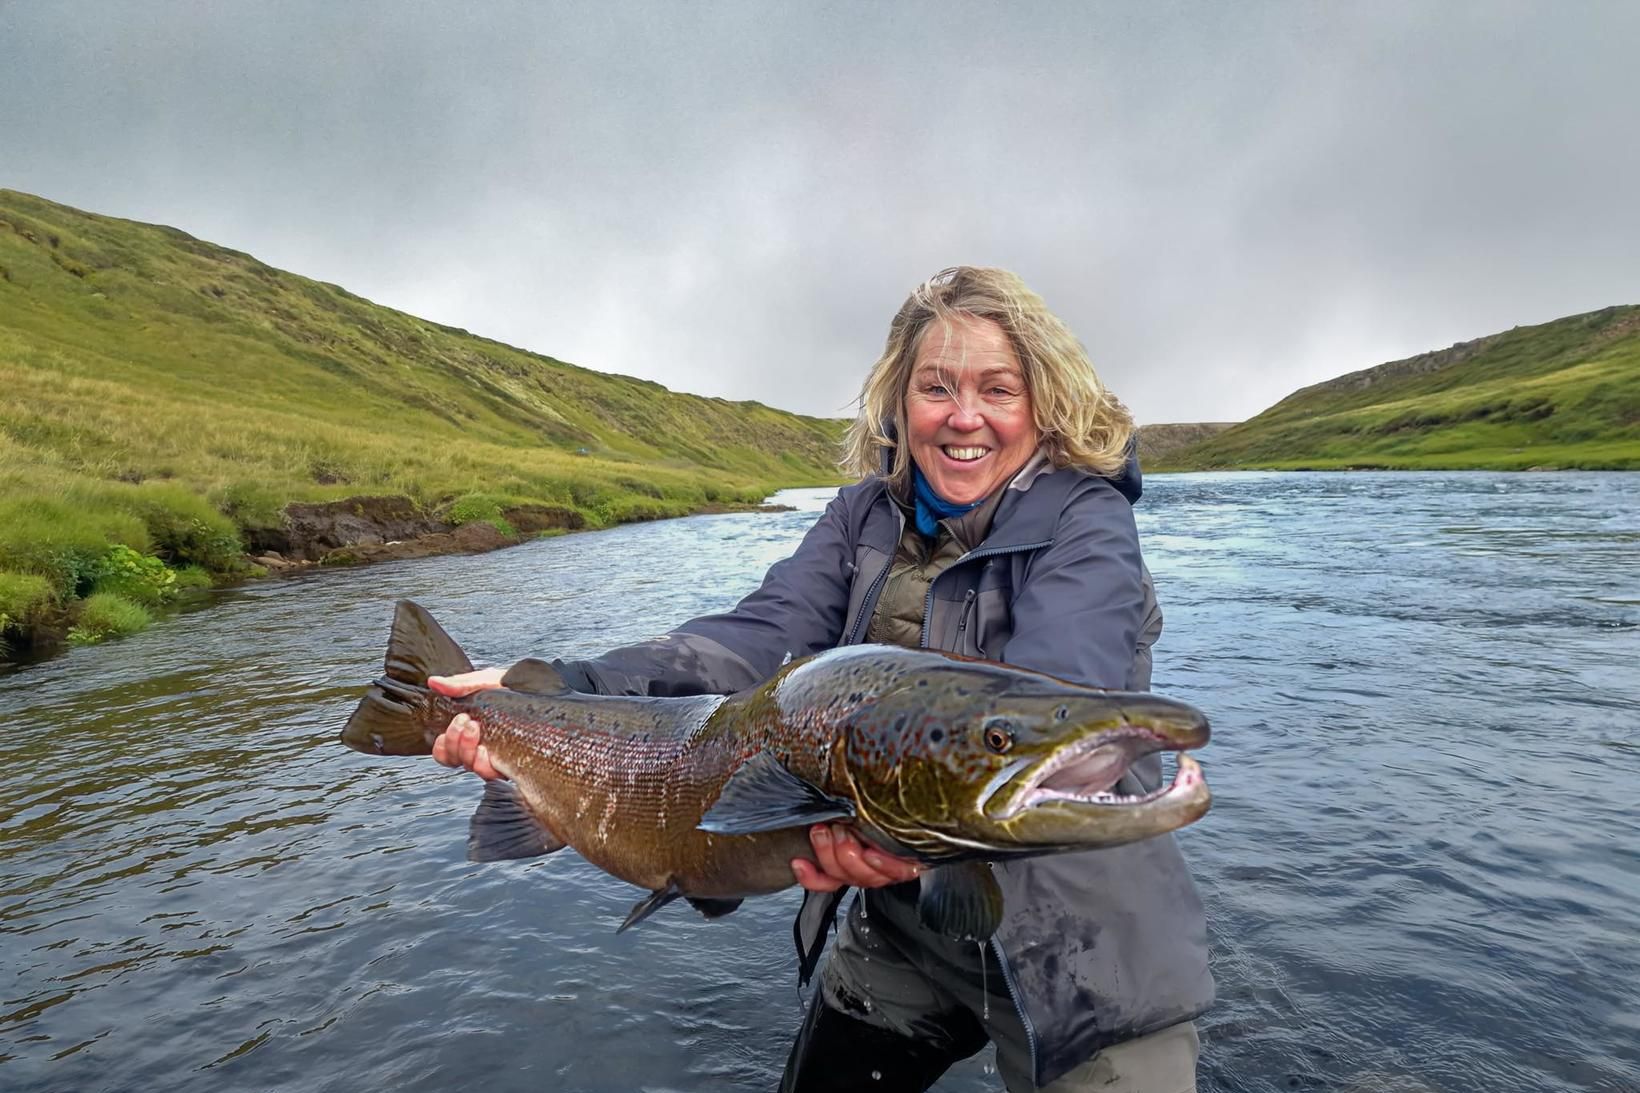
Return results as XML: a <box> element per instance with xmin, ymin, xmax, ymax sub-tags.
<box><xmin>686</xmin><ymin>896</ymin><xmax>744</xmax><ymax>920</ymax></box>
<box><xmin>916</xmin><ymin>862</ymin><xmax>1005</xmax><ymax>942</ymax></box>
<box><xmin>697</xmin><ymin>752</ymin><xmax>856</xmax><ymax>835</ymax></box>
<box><xmin>467</xmin><ymin>781</ymin><xmax>568</xmax><ymax>862</ymax></box>
<box><xmin>618</xmin><ymin>881</ymin><xmax>683</xmax><ymax>933</ymax></box>
<box><xmin>499</xmin><ymin>658</ymin><xmax>570</xmax><ymax>695</ymax></box>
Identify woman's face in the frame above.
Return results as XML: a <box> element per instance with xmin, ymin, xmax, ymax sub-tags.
<box><xmin>904</xmin><ymin>314</ymin><xmax>1038</xmax><ymax>505</ymax></box>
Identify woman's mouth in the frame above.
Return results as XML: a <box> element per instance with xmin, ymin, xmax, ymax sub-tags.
<box><xmin>941</xmin><ymin>445</ymin><xmax>991</xmax><ymax>463</ymax></box>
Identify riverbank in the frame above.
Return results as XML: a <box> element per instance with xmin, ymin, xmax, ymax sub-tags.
<box><xmin>0</xmin><ymin>491</ymin><xmax>799</xmax><ymax>669</ymax></box>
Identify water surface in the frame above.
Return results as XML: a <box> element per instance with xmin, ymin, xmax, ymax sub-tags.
<box><xmin>3</xmin><ymin>472</ymin><xmax>1636</xmax><ymax>1091</ymax></box>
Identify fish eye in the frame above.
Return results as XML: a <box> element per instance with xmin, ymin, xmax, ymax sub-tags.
<box><xmin>983</xmin><ymin>721</ymin><xmax>1014</xmax><ymax>754</ymax></box>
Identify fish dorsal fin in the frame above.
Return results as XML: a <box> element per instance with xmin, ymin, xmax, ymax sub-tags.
<box><xmin>917</xmin><ymin>861</ymin><xmax>1004</xmax><ymax>941</ymax></box>
<box><xmin>500</xmin><ymin>658</ymin><xmax>570</xmax><ymax>695</ymax></box>
<box><xmin>697</xmin><ymin>752</ymin><xmax>856</xmax><ymax>835</ymax></box>
<box><xmin>386</xmin><ymin>600</ymin><xmax>474</xmax><ymax>684</ymax></box>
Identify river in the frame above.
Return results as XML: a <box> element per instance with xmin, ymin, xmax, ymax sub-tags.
<box><xmin>2</xmin><ymin>472</ymin><xmax>1636</xmax><ymax>1092</ymax></box>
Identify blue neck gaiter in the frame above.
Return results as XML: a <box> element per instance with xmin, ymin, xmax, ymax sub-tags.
<box><xmin>912</xmin><ymin>465</ymin><xmax>983</xmax><ymax>537</ymax></box>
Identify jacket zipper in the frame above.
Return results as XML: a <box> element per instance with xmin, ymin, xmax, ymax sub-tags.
<box><xmin>918</xmin><ymin>540</ymin><xmax>1052</xmax><ymax>650</ymax></box>
<box><xmin>992</xmin><ymin>937</ymin><xmax>1040</xmax><ymax>1082</ymax></box>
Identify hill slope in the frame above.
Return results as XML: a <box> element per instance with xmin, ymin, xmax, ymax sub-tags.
<box><xmin>1157</xmin><ymin>307</ymin><xmax>1640</xmax><ymax>470</ymax></box>
<box><xmin>0</xmin><ymin>189</ymin><xmax>845</xmax><ymax>654</ymax></box>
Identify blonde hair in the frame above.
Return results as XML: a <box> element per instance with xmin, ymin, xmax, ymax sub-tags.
<box><xmin>842</xmin><ymin>266</ymin><xmax>1134</xmax><ymax>489</ymax></box>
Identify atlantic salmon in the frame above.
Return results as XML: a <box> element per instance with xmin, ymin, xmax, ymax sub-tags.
<box><xmin>341</xmin><ymin>601</ymin><xmax>1211</xmax><ymax>946</ymax></box>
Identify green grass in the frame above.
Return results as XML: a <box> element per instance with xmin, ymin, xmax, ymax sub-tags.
<box><xmin>67</xmin><ymin>592</ymin><xmax>152</xmax><ymax>645</ymax></box>
<box><xmin>0</xmin><ymin>571</ymin><xmax>54</xmax><ymax>633</ymax></box>
<box><xmin>0</xmin><ymin>188</ymin><xmax>849</xmax><ymax>656</ymax></box>
<box><xmin>1154</xmin><ymin>306</ymin><xmax>1640</xmax><ymax>471</ymax></box>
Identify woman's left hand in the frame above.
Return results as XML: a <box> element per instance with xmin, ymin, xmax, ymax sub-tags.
<box><xmin>791</xmin><ymin>824</ymin><xmax>923</xmax><ymax>892</ymax></box>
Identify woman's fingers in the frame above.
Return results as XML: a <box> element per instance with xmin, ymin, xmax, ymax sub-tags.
<box><xmin>428</xmin><ymin>667</ymin><xmax>508</xmax><ymax>697</ymax></box>
<box><xmin>430</xmin><ymin>712</ymin><xmax>506</xmax><ymax>781</ymax></box>
<box><xmin>791</xmin><ymin>857</ymin><xmax>845</xmax><ymax>893</ymax></box>
<box><xmin>426</xmin><ymin>667</ymin><xmax>511</xmax><ymax>782</ymax></box>
<box><xmin>796</xmin><ymin>824</ymin><xmax>921</xmax><ymax>891</ymax></box>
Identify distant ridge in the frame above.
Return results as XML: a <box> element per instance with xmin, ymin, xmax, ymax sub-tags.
<box><xmin>1137</xmin><ymin>422</ymin><xmax>1236</xmax><ymax>463</ymax></box>
<box><xmin>1155</xmin><ymin>306</ymin><xmax>1640</xmax><ymax>471</ymax></box>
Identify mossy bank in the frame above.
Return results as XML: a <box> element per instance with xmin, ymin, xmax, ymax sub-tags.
<box><xmin>0</xmin><ymin>190</ymin><xmax>843</xmax><ymax>665</ymax></box>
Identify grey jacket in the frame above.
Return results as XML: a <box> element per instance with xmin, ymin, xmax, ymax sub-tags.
<box><xmin>558</xmin><ymin>464</ymin><xmax>1213</xmax><ymax>1086</ymax></box>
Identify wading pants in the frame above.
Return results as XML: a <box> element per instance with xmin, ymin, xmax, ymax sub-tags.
<box><xmin>779</xmin><ymin>889</ymin><xmax>1199</xmax><ymax>1093</ymax></box>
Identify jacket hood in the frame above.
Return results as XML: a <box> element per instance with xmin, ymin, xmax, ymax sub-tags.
<box><xmin>1109</xmin><ymin>439</ymin><xmax>1143</xmax><ymax>504</ymax></box>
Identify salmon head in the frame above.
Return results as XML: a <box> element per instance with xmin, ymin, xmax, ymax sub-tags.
<box><xmin>771</xmin><ymin>645</ymin><xmax>1212</xmax><ymax>861</ymax></box>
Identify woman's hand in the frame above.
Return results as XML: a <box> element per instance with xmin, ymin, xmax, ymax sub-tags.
<box><xmin>428</xmin><ymin>668</ymin><xmax>508</xmax><ymax>781</ymax></box>
<box><xmin>791</xmin><ymin>824</ymin><xmax>923</xmax><ymax>892</ymax></box>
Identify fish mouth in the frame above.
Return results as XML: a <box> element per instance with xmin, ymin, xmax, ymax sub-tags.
<box><xmin>985</xmin><ymin>726</ymin><xmax>1208</xmax><ymax>821</ymax></box>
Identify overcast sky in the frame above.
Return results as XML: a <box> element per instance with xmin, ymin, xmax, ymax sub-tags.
<box><xmin>3</xmin><ymin>1</ymin><xmax>1637</xmax><ymax>424</ymax></box>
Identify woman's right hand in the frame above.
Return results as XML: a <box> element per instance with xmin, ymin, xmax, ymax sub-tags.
<box><xmin>428</xmin><ymin>667</ymin><xmax>508</xmax><ymax>780</ymax></box>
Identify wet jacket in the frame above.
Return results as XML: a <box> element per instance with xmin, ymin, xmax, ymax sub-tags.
<box><xmin>555</xmin><ymin>461</ymin><xmax>1214</xmax><ymax>1086</ymax></box>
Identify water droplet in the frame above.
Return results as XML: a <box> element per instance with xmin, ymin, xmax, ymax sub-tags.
<box><xmin>871</xmin><ymin>1071</ymin><xmax>882</xmax><ymax>1081</ymax></box>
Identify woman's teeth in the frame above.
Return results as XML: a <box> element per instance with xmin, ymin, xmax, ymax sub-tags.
<box><xmin>943</xmin><ymin>446</ymin><xmax>989</xmax><ymax>462</ymax></box>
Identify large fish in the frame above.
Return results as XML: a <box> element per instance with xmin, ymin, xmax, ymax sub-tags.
<box><xmin>342</xmin><ymin>601</ymin><xmax>1211</xmax><ymax>953</ymax></box>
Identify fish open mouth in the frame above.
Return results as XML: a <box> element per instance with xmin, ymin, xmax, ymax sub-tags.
<box><xmin>986</xmin><ymin>728</ymin><xmax>1206</xmax><ymax>820</ymax></box>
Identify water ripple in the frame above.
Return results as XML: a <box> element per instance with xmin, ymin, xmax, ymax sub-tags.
<box><xmin>1</xmin><ymin>473</ymin><xmax>1636</xmax><ymax>1091</ymax></box>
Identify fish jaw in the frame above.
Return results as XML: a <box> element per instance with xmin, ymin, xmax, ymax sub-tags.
<box><xmin>985</xmin><ymin>751</ymin><xmax>1212</xmax><ymax>850</ymax></box>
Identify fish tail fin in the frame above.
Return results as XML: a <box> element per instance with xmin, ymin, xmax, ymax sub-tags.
<box><xmin>340</xmin><ymin>600</ymin><xmax>476</xmax><ymax>756</ymax></box>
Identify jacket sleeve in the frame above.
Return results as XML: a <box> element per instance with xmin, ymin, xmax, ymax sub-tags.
<box><xmin>555</xmin><ymin>488</ymin><xmax>860</xmax><ymax>697</ymax></box>
<box><xmin>997</xmin><ymin>479</ymin><xmax>1155</xmax><ymax>691</ymax></box>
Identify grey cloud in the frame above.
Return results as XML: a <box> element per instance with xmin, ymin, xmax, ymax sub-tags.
<box><xmin>3</xmin><ymin>1</ymin><xmax>1636</xmax><ymax>424</ymax></box>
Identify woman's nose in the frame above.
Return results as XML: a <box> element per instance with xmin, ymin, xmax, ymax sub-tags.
<box><xmin>947</xmin><ymin>401</ymin><xmax>984</xmax><ymax>431</ymax></box>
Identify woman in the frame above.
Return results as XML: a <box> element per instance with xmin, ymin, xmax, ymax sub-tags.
<box><xmin>431</xmin><ymin>267</ymin><xmax>1211</xmax><ymax>1092</ymax></box>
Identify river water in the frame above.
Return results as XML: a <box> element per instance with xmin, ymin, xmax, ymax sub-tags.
<box><xmin>2</xmin><ymin>472</ymin><xmax>1636</xmax><ymax>1093</ymax></box>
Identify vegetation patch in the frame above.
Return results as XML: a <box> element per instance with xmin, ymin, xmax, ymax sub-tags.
<box><xmin>0</xmin><ymin>570</ymin><xmax>54</xmax><ymax>635</ymax></box>
<box><xmin>443</xmin><ymin>493</ymin><xmax>521</xmax><ymax>537</ymax></box>
<box><xmin>68</xmin><ymin>592</ymin><xmax>153</xmax><ymax>645</ymax></box>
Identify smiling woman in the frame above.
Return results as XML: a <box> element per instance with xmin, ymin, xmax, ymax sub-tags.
<box><xmin>429</xmin><ymin>266</ymin><xmax>1208</xmax><ymax>1092</ymax></box>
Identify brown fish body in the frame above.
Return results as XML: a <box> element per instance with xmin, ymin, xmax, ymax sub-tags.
<box><xmin>457</xmin><ymin>684</ymin><xmax>841</xmax><ymax>897</ymax></box>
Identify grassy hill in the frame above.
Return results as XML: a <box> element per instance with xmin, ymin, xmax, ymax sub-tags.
<box><xmin>1154</xmin><ymin>306</ymin><xmax>1640</xmax><ymax>471</ymax></box>
<box><xmin>0</xmin><ymin>189</ymin><xmax>846</xmax><ymax>655</ymax></box>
